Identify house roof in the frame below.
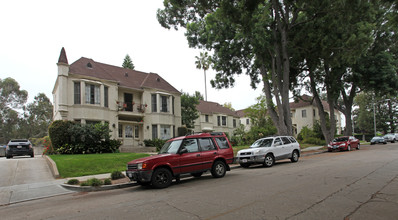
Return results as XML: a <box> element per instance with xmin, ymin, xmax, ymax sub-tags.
<box><xmin>289</xmin><ymin>94</ymin><xmax>330</xmax><ymax>110</ymax></box>
<box><xmin>65</xmin><ymin>51</ymin><xmax>180</xmax><ymax>94</ymax></box>
<box><xmin>197</xmin><ymin>100</ymin><xmax>240</xmax><ymax>117</ymax></box>
<box><xmin>58</xmin><ymin>47</ymin><xmax>68</xmax><ymax>64</ymax></box>
<box><xmin>236</xmin><ymin>109</ymin><xmax>248</xmax><ymax>117</ymax></box>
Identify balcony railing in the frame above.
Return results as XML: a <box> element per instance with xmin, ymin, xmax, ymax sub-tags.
<box><xmin>117</xmin><ymin>101</ymin><xmax>147</xmax><ymax>113</ymax></box>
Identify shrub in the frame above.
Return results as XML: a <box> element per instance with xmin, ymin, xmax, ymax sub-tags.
<box><xmin>144</xmin><ymin>139</ymin><xmax>167</xmax><ymax>151</ymax></box>
<box><xmin>80</xmin><ymin>182</ymin><xmax>89</xmax><ymax>186</ymax></box>
<box><xmin>303</xmin><ymin>137</ymin><xmax>325</xmax><ymax>145</ymax></box>
<box><xmin>178</xmin><ymin>127</ymin><xmax>189</xmax><ymax>136</ymax></box>
<box><xmin>103</xmin><ymin>178</ymin><xmax>112</xmax><ymax>185</ymax></box>
<box><xmin>67</xmin><ymin>179</ymin><xmax>80</xmax><ymax>185</ymax></box>
<box><xmin>111</xmin><ymin>171</ymin><xmax>125</xmax><ymax>180</ymax></box>
<box><xmin>87</xmin><ymin>178</ymin><xmax>103</xmax><ymax>187</ymax></box>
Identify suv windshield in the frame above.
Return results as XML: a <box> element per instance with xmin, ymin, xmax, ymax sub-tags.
<box><xmin>159</xmin><ymin>140</ymin><xmax>182</xmax><ymax>154</ymax></box>
<box><xmin>250</xmin><ymin>138</ymin><xmax>273</xmax><ymax>148</ymax></box>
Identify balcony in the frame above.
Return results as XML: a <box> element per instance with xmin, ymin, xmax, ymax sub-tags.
<box><xmin>117</xmin><ymin>101</ymin><xmax>147</xmax><ymax>117</ymax></box>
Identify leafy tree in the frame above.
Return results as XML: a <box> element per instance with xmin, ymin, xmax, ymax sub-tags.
<box><xmin>223</xmin><ymin>102</ymin><xmax>234</xmax><ymax>111</ymax></box>
<box><xmin>0</xmin><ymin>77</ymin><xmax>28</xmax><ymax>143</ymax></box>
<box><xmin>19</xmin><ymin>93</ymin><xmax>53</xmax><ymax>138</ymax></box>
<box><xmin>157</xmin><ymin>0</ymin><xmax>305</xmax><ymax>136</ymax></box>
<box><xmin>181</xmin><ymin>92</ymin><xmax>200</xmax><ymax>128</ymax></box>
<box><xmin>195</xmin><ymin>51</ymin><xmax>212</xmax><ymax>101</ymax></box>
<box><xmin>122</xmin><ymin>54</ymin><xmax>135</xmax><ymax>70</ymax></box>
<box><xmin>194</xmin><ymin>91</ymin><xmax>204</xmax><ymax>101</ymax></box>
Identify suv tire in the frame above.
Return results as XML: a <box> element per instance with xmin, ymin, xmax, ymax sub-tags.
<box><xmin>290</xmin><ymin>150</ymin><xmax>299</xmax><ymax>163</ymax></box>
<box><xmin>211</xmin><ymin>161</ymin><xmax>226</xmax><ymax>178</ymax></box>
<box><xmin>263</xmin><ymin>154</ymin><xmax>275</xmax><ymax>167</ymax></box>
<box><xmin>151</xmin><ymin>168</ymin><xmax>172</xmax><ymax>189</ymax></box>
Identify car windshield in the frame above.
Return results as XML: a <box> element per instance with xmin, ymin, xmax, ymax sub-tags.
<box><xmin>333</xmin><ymin>137</ymin><xmax>348</xmax><ymax>142</ymax></box>
<box><xmin>372</xmin><ymin>137</ymin><xmax>380</xmax><ymax>140</ymax></box>
<box><xmin>159</xmin><ymin>140</ymin><xmax>182</xmax><ymax>154</ymax></box>
<box><xmin>250</xmin><ymin>139</ymin><xmax>273</xmax><ymax>148</ymax></box>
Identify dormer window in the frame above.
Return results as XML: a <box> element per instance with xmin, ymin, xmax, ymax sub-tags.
<box><xmin>87</xmin><ymin>62</ymin><xmax>92</xmax><ymax>68</ymax></box>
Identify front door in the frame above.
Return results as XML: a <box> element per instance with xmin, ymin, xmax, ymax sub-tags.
<box><xmin>178</xmin><ymin>139</ymin><xmax>203</xmax><ymax>174</ymax></box>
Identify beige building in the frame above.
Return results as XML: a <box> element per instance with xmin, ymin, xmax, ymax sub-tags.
<box><xmin>193</xmin><ymin>100</ymin><xmax>240</xmax><ymax>136</ymax></box>
<box><xmin>290</xmin><ymin>95</ymin><xmax>342</xmax><ymax>136</ymax></box>
<box><xmin>236</xmin><ymin>109</ymin><xmax>251</xmax><ymax>132</ymax></box>
<box><xmin>52</xmin><ymin>48</ymin><xmax>181</xmax><ymax>149</ymax></box>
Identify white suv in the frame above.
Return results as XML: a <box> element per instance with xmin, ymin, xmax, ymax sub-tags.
<box><xmin>237</xmin><ymin>136</ymin><xmax>301</xmax><ymax>168</ymax></box>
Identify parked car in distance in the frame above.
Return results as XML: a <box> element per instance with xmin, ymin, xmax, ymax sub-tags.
<box><xmin>328</xmin><ymin>136</ymin><xmax>360</xmax><ymax>152</ymax></box>
<box><xmin>6</xmin><ymin>139</ymin><xmax>34</xmax><ymax>159</ymax></box>
<box><xmin>383</xmin><ymin>134</ymin><xmax>396</xmax><ymax>143</ymax></box>
<box><xmin>236</xmin><ymin>136</ymin><xmax>301</xmax><ymax>168</ymax></box>
<box><xmin>370</xmin><ymin>137</ymin><xmax>387</xmax><ymax>145</ymax></box>
<box><xmin>126</xmin><ymin>132</ymin><xmax>234</xmax><ymax>189</ymax></box>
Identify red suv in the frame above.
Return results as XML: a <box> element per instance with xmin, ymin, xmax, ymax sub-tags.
<box><xmin>126</xmin><ymin>132</ymin><xmax>234</xmax><ymax>188</ymax></box>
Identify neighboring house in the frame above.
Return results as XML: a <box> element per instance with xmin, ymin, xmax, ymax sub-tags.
<box><xmin>193</xmin><ymin>100</ymin><xmax>240</xmax><ymax>136</ymax></box>
<box><xmin>236</xmin><ymin>109</ymin><xmax>251</xmax><ymax>132</ymax></box>
<box><xmin>52</xmin><ymin>48</ymin><xmax>181</xmax><ymax>149</ymax></box>
<box><xmin>290</xmin><ymin>95</ymin><xmax>342</xmax><ymax>136</ymax></box>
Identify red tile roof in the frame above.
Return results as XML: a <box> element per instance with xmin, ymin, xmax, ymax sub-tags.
<box><xmin>290</xmin><ymin>95</ymin><xmax>330</xmax><ymax>110</ymax></box>
<box><xmin>197</xmin><ymin>100</ymin><xmax>240</xmax><ymax>117</ymax></box>
<box><xmin>68</xmin><ymin>56</ymin><xmax>180</xmax><ymax>94</ymax></box>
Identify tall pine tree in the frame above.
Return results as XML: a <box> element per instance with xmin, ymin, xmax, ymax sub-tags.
<box><xmin>122</xmin><ymin>54</ymin><xmax>135</xmax><ymax>70</ymax></box>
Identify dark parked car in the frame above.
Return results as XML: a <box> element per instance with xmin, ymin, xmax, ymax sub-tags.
<box><xmin>370</xmin><ymin>137</ymin><xmax>387</xmax><ymax>145</ymax></box>
<box><xmin>328</xmin><ymin>136</ymin><xmax>360</xmax><ymax>152</ymax></box>
<box><xmin>6</xmin><ymin>139</ymin><xmax>34</xmax><ymax>159</ymax></box>
<box><xmin>126</xmin><ymin>132</ymin><xmax>234</xmax><ymax>189</ymax></box>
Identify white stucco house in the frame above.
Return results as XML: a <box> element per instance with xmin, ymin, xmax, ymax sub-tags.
<box><xmin>236</xmin><ymin>109</ymin><xmax>251</xmax><ymax>132</ymax></box>
<box><xmin>52</xmin><ymin>48</ymin><xmax>182</xmax><ymax>150</ymax></box>
<box><xmin>290</xmin><ymin>95</ymin><xmax>342</xmax><ymax>136</ymax></box>
<box><xmin>193</xmin><ymin>100</ymin><xmax>241</xmax><ymax>136</ymax></box>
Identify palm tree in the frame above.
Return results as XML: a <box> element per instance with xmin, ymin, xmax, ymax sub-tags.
<box><xmin>195</xmin><ymin>52</ymin><xmax>211</xmax><ymax>101</ymax></box>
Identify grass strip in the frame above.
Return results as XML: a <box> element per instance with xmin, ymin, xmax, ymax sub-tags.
<box><xmin>49</xmin><ymin>153</ymin><xmax>149</xmax><ymax>178</ymax></box>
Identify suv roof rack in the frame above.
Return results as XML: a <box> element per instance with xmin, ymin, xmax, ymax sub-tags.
<box><xmin>210</xmin><ymin>132</ymin><xmax>224</xmax><ymax>136</ymax></box>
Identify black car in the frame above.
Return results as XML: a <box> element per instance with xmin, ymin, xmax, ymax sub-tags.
<box><xmin>6</xmin><ymin>139</ymin><xmax>34</xmax><ymax>159</ymax></box>
<box><xmin>370</xmin><ymin>137</ymin><xmax>387</xmax><ymax>145</ymax></box>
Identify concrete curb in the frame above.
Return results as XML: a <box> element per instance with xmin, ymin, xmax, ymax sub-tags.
<box><xmin>43</xmin><ymin>155</ymin><xmax>60</xmax><ymax>178</ymax></box>
<box><xmin>61</xmin><ymin>182</ymin><xmax>137</xmax><ymax>192</ymax></box>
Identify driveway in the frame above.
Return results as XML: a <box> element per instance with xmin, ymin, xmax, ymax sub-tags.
<box><xmin>0</xmin><ymin>147</ymin><xmax>71</xmax><ymax>205</ymax></box>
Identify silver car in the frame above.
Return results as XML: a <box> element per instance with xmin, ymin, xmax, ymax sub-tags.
<box><xmin>383</xmin><ymin>134</ymin><xmax>396</xmax><ymax>143</ymax></box>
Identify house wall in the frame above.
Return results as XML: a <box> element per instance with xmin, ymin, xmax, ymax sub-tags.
<box><xmin>193</xmin><ymin>113</ymin><xmax>239</xmax><ymax>136</ymax></box>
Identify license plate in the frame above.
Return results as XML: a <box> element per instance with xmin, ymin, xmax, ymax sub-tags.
<box><xmin>17</xmin><ymin>146</ymin><xmax>22</xmax><ymax>149</ymax></box>
<box><xmin>242</xmin><ymin>159</ymin><xmax>247</xmax><ymax>163</ymax></box>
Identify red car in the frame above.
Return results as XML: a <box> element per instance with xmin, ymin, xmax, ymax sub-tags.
<box><xmin>328</xmin><ymin>136</ymin><xmax>360</xmax><ymax>152</ymax></box>
<box><xmin>126</xmin><ymin>132</ymin><xmax>234</xmax><ymax>188</ymax></box>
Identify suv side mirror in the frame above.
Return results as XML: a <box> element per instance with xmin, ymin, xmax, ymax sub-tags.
<box><xmin>179</xmin><ymin>148</ymin><xmax>188</xmax><ymax>154</ymax></box>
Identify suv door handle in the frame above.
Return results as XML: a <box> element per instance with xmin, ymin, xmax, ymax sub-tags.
<box><xmin>196</xmin><ymin>154</ymin><xmax>201</xmax><ymax>157</ymax></box>
<box><xmin>213</xmin><ymin>152</ymin><xmax>217</xmax><ymax>155</ymax></box>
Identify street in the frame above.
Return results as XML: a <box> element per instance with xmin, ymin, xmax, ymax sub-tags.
<box><xmin>0</xmin><ymin>144</ymin><xmax>397</xmax><ymax>220</ymax></box>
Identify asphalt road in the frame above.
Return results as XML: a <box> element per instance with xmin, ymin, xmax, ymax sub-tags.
<box><xmin>0</xmin><ymin>144</ymin><xmax>397</xmax><ymax>220</ymax></box>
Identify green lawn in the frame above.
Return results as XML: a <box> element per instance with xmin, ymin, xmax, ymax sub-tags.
<box><xmin>49</xmin><ymin>153</ymin><xmax>150</xmax><ymax>178</ymax></box>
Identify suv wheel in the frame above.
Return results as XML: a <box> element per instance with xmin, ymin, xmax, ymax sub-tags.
<box><xmin>263</xmin><ymin>154</ymin><xmax>275</xmax><ymax>167</ymax></box>
<box><xmin>211</xmin><ymin>161</ymin><xmax>226</xmax><ymax>178</ymax></box>
<box><xmin>151</xmin><ymin>168</ymin><xmax>172</xmax><ymax>189</ymax></box>
<box><xmin>290</xmin><ymin>150</ymin><xmax>299</xmax><ymax>163</ymax></box>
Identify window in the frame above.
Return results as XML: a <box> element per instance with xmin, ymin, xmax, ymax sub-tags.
<box><xmin>302</xmin><ymin>110</ymin><xmax>307</xmax><ymax>118</ymax></box>
<box><xmin>205</xmin><ymin>115</ymin><xmax>209</xmax><ymax>122</ymax></box>
<box><xmin>281</xmin><ymin>137</ymin><xmax>291</xmax><ymax>145</ymax></box>
<box><xmin>118</xmin><ymin>124</ymin><xmax>123</xmax><ymax>138</ymax></box>
<box><xmin>233</xmin><ymin>119</ymin><xmax>236</xmax><ymax>128</ymax></box>
<box><xmin>274</xmin><ymin>138</ymin><xmax>282</xmax><ymax>146</ymax></box>
<box><xmin>288</xmin><ymin>137</ymin><xmax>297</xmax><ymax>143</ymax></box>
<box><xmin>104</xmin><ymin>86</ymin><xmax>109</xmax><ymax>107</ymax></box>
<box><xmin>246</xmin><ymin>118</ymin><xmax>250</xmax><ymax>125</ymax></box>
<box><xmin>160</xmin><ymin>125</ymin><xmax>171</xmax><ymax>140</ymax></box>
<box><xmin>313</xmin><ymin>109</ymin><xmax>316</xmax><ymax>117</ymax></box>
<box><xmin>181</xmin><ymin>139</ymin><xmax>199</xmax><ymax>153</ymax></box>
<box><xmin>134</xmin><ymin>125</ymin><xmax>139</xmax><ymax>138</ymax></box>
<box><xmin>125</xmin><ymin>125</ymin><xmax>133</xmax><ymax>138</ymax></box>
<box><xmin>222</xmin><ymin>116</ymin><xmax>227</xmax><ymax>126</ymax></box>
<box><xmin>152</xmin><ymin>125</ymin><xmax>158</xmax><ymax>139</ymax></box>
<box><xmin>217</xmin><ymin>116</ymin><xmax>221</xmax><ymax>126</ymax></box>
<box><xmin>151</xmin><ymin>94</ymin><xmax>157</xmax><ymax>112</ymax></box>
<box><xmin>74</xmin><ymin>82</ymin><xmax>81</xmax><ymax>104</ymax></box>
<box><xmin>85</xmin><ymin>84</ymin><xmax>100</xmax><ymax>105</ymax></box>
<box><xmin>161</xmin><ymin>95</ymin><xmax>168</xmax><ymax>112</ymax></box>
<box><xmin>199</xmin><ymin>138</ymin><xmax>216</xmax><ymax>151</ymax></box>
<box><xmin>172</xmin><ymin>96</ymin><xmax>175</xmax><ymax>115</ymax></box>
<box><xmin>215</xmin><ymin>137</ymin><xmax>230</xmax><ymax>149</ymax></box>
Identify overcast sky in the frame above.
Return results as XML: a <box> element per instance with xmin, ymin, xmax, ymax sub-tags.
<box><xmin>0</xmin><ymin>0</ymin><xmax>263</xmax><ymax>111</ymax></box>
